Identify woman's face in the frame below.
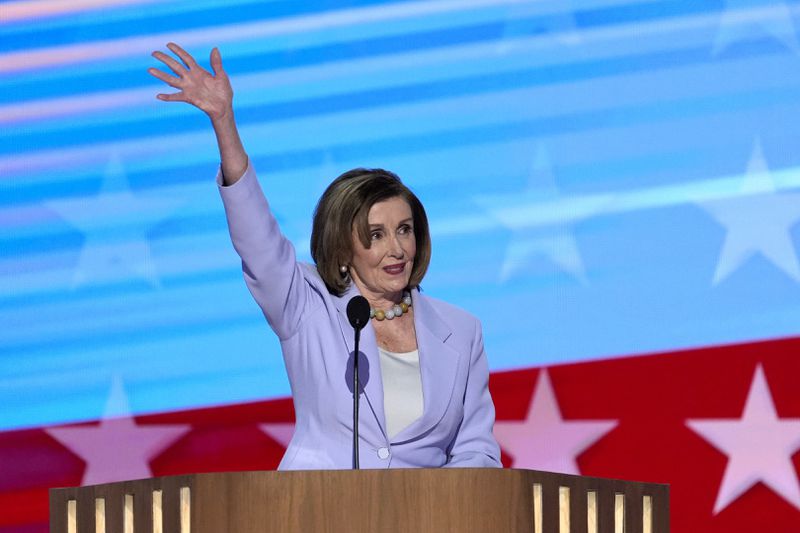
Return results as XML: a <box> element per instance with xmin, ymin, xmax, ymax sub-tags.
<box><xmin>349</xmin><ymin>196</ymin><xmax>416</xmax><ymax>302</ymax></box>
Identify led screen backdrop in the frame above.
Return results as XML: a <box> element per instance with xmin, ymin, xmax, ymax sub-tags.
<box><xmin>2</xmin><ymin>1</ymin><xmax>800</xmax><ymax>532</ymax></box>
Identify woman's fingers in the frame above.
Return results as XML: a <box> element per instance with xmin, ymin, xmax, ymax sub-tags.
<box><xmin>150</xmin><ymin>43</ymin><xmax>233</xmax><ymax>118</ymax></box>
<box><xmin>152</xmin><ymin>50</ymin><xmax>187</xmax><ymax>76</ymax></box>
<box><xmin>156</xmin><ymin>91</ymin><xmax>187</xmax><ymax>102</ymax></box>
<box><xmin>167</xmin><ymin>42</ymin><xmax>198</xmax><ymax>69</ymax></box>
<box><xmin>147</xmin><ymin>67</ymin><xmax>182</xmax><ymax>88</ymax></box>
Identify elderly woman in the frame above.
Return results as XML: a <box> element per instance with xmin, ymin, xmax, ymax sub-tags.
<box><xmin>149</xmin><ymin>43</ymin><xmax>501</xmax><ymax>469</ymax></box>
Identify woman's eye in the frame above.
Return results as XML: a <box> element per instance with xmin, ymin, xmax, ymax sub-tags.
<box><xmin>371</xmin><ymin>231</ymin><xmax>382</xmax><ymax>240</ymax></box>
<box><xmin>399</xmin><ymin>225</ymin><xmax>412</xmax><ymax>234</ymax></box>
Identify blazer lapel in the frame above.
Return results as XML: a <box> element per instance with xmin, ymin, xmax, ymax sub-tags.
<box><xmin>333</xmin><ymin>285</ymin><xmax>387</xmax><ymax>439</ymax></box>
<box><xmin>333</xmin><ymin>286</ymin><xmax>462</xmax><ymax>443</ymax></box>
<box><xmin>392</xmin><ymin>289</ymin><xmax>461</xmax><ymax>443</ymax></box>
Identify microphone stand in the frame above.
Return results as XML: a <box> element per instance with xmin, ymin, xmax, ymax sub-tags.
<box><xmin>346</xmin><ymin>294</ymin><xmax>369</xmax><ymax>470</ymax></box>
<box><xmin>353</xmin><ymin>326</ymin><xmax>361</xmax><ymax>470</ymax></box>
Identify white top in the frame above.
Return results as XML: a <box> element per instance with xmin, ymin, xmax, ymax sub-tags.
<box><xmin>378</xmin><ymin>347</ymin><xmax>424</xmax><ymax>439</ymax></box>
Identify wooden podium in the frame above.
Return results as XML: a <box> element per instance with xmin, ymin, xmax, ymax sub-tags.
<box><xmin>50</xmin><ymin>469</ymin><xmax>668</xmax><ymax>533</ymax></box>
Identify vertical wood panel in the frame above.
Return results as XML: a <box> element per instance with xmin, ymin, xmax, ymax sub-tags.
<box><xmin>124</xmin><ymin>494</ymin><xmax>134</xmax><ymax>533</ymax></box>
<box><xmin>651</xmin><ymin>486</ymin><xmax>670</xmax><ymax>533</ymax></box>
<box><xmin>160</xmin><ymin>476</ymin><xmax>190</xmax><ymax>533</ymax></box>
<box><xmin>179</xmin><ymin>487</ymin><xmax>191</xmax><ymax>533</ymax></box>
<box><xmin>76</xmin><ymin>488</ymin><xmax>95</xmax><ymax>533</ymax></box>
<box><xmin>541</xmin><ymin>478</ymin><xmax>559</xmax><ymax>533</ymax></box>
<box><xmin>131</xmin><ymin>480</ymin><xmax>153</xmax><ymax>533</ymax></box>
<box><xmin>597</xmin><ymin>487</ymin><xmax>615</xmax><ymax>533</ymax></box>
<box><xmin>625</xmin><ymin>485</ymin><xmax>643</xmax><ymax>533</ymax></box>
<box><xmin>49</xmin><ymin>489</ymin><xmax>70</xmax><ymax>533</ymax></box>
<box><xmin>533</xmin><ymin>484</ymin><xmax>543</xmax><ymax>533</ymax></box>
<box><xmin>151</xmin><ymin>490</ymin><xmax>162</xmax><ymax>533</ymax></box>
<box><xmin>614</xmin><ymin>494</ymin><xmax>625</xmax><ymax>533</ymax></box>
<box><xmin>94</xmin><ymin>498</ymin><xmax>105</xmax><ymax>533</ymax></box>
<box><xmin>587</xmin><ymin>491</ymin><xmax>598</xmax><ymax>533</ymax></box>
<box><xmin>569</xmin><ymin>478</ymin><xmax>589</xmax><ymax>533</ymax></box>
<box><xmin>68</xmin><ymin>500</ymin><xmax>77</xmax><ymax>533</ymax></box>
<box><xmin>108</xmin><ymin>486</ymin><xmax>124</xmax><ymax>533</ymax></box>
<box><xmin>642</xmin><ymin>496</ymin><xmax>652</xmax><ymax>533</ymax></box>
<box><xmin>558</xmin><ymin>487</ymin><xmax>570</xmax><ymax>533</ymax></box>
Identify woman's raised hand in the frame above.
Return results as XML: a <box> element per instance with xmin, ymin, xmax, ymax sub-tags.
<box><xmin>148</xmin><ymin>43</ymin><xmax>233</xmax><ymax>122</ymax></box>
<box><xmin>149</xmin><ymin>43</ymin><xmax>248</xmax><ymax>183</ymax></box>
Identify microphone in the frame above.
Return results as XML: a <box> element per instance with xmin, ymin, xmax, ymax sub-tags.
<box><xmin>346</xmin><ymin>295</ymin><xmax>370</xmax><ymax>469</ymax></box>
<box><xmin>347</xmin><ymin>295</ymin><xmax>370</xmax><ymax>330</ymax></box>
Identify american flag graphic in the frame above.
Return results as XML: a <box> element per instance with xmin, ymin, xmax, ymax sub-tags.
<box><xmin>2</xmin><ymin>1</ymin><xmax>800</xmax><ymax>531</ymax></box>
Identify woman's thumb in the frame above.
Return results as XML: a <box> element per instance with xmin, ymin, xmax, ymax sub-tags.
<box><xmin>210</xmin><ymin>47</ymin><xmax>224</xmax><ymax>75</ymax></box>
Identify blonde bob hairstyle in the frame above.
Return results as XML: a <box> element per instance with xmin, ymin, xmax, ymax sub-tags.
<box><xmin>310</xmin><ymin>168</ymin><xmax>431</xmax><ymax>296</ymax></box>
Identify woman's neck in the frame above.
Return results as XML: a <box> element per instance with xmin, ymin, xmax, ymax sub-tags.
<box><xmin>364</xmin><ymin>292</ymin><xmax>403</xmax><ymax>311</ymax></box>
<box><xmin>351</xmin><ymin>281</ymin><xmax>405</xmax><ymax>311</ymax></box>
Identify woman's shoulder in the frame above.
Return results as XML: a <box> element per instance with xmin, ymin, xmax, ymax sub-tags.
<box><xmin>416</xmin><ymin>291</ymin><xmax>481</xmax><ymax>330</ymax></box>
<box><xmin>300</xmin><ymin>261</ymin><xmax>332</xmax><ymax>292</ymax></box>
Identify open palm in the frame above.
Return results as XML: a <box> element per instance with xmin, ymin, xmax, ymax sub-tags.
<box><xmin>148</xmin><ymin>42</ymin><xmax>233</xmax><ymax>121</ymax></box>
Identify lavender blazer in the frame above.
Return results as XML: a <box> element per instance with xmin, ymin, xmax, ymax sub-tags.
<box><xmin>218</xmin><ymin>164</ymin><xmax>501</xmax><ymax>469</ymax></box>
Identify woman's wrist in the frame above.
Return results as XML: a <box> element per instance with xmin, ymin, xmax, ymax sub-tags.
<box><xmin>210</xmin><ymin>104</ymin><xmax>235</xmax><ymax>129</ymax></box>
<box><xmin>213</xmin><ymin>118</ymin><xmax>247</xmax><ymax>184</ymax></box>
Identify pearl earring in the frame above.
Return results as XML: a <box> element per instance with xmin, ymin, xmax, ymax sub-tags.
<box><xmin>339</xmin><ymin>264</ymin><xmax>348</xmax><ymax>277</ymax></box>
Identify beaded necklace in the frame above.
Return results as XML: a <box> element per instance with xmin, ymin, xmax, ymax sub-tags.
<box><xmin>370</xmin><ymin>291</ymin><xmax>412</xmax><ymax>321</ymax></box>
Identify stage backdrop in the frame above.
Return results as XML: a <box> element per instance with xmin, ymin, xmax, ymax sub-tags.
<box><xmin>2</xmin><ymin>1</ymin><xmax>800</xmax><ymax>531</ymax></box>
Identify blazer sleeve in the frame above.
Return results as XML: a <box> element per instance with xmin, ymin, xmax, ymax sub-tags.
<box><xmin>217</xmin><ymin>162</ymin><xmax>315</xmax><ymax>340</ymax></box>
<box><xmin>444</xmin><ymin>318</ymin><xmax>502</xmax><ymax>468</ymax></box>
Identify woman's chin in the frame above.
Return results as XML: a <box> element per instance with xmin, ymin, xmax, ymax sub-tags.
<box><xmin>380</xmin><ymin>280</ymin><xmax>410</xmax><ymax>295</ymax></box>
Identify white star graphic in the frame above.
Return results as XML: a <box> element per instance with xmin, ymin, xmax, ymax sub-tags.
<box><xmin>713</xmin><ymin>0</ymin><xmax>799</xmax><ymax>56</ymax></box>
<box><xmin>474</xmin><ymin>143</ymin><xmax>611</xmax><ymax>283</ymax></box>
<box><xmin>45</xmin><ymin>376</ymin><xmax>191</xmax><ymax>485</ymax></box>
<box><xmin>493</xmin><ymin>369</ymin><xmax>617</xmax><ymax>474</ymax></box>
<box><xmin>687</xmin><ymin>364</ymin><xmax>800</xmax><ymax>514</ymax></box>
<box><xmin>45</xmin><ymin>153</ymin><xmax>183</xmax><ymax>289</ymax></box>
<box><xmin>700</xmin><ymin>139</ymin><xmax>800</xmax><ymax>284</ymax></box>
<box><xmin>259</xmin><ymin>422</ymin><xmax>295</xmax><ymax>447</ymax></box>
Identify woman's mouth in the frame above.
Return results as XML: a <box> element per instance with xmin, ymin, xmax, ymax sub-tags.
<box><xmin>383</xmin><ymin>263</ymin><xmax>406</xmax><ymax>275</ymax></box>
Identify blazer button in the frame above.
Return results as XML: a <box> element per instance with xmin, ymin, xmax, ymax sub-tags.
<box><xmin>377</xmin><ymin>447</ymin><xmax>390</xmax><ymax>459</ymax></box>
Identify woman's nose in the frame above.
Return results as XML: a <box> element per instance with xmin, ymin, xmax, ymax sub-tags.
<box><xmin>388</xmin><ymin>234</ymin><xmax>404</xmax><ymax>257</ymax></box>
